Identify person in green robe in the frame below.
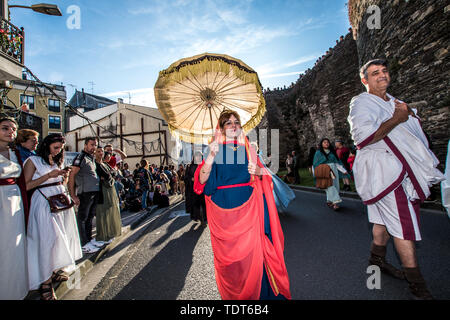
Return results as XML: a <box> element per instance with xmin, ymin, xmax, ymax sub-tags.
<box><xmin>313</xmin><ymin>138</ymin><xmax>347</xmax><ymax>210</ymax></box>
<box><xmin>94</xmin><ymin>147</ymin><xmax>122</xmax><ymax>243</ymax></box>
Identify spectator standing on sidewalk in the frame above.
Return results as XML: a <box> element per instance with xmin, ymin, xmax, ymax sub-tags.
<box><xmin>137</xmin><ymin>159</ymin><xmax>153</xmax><ymax>210</ymax></box>
<box><xmin>284</xmin><ymin>154</ymin><xmax>294</xmax><ymax>184</ymax></box>
<box><xmin>94</xmin><ymin>147</ymin><xmax>122</xmax><ymax>245</ymax></box>
<box><xmin>0</xmin><ymin>117</ymin><xmax>29</xmax><ymax>300</ymax></box>
<box><xmin>68</xmin><ymin>137</ymin><xmax>101</xmax><ymax>254</ymax></box>
<box><xmin>292</xmin><ymin>151</ymin><xmax>301</xmax><ymax>184</ymax></box>
<box><xmin>15</xmin><ymin>129</ymin><xmax>39</xmax><ymax>163</ymax></box>
<box><xmin>171</xmin><ymin>166</ymin><xmax>179</xmax><ymax>194</ymax></box>
<box><xmin>104</xmin><ymin>144</ymin><xmax>127</xmax><ymax>170</ymax></box>
<box><xmin>24</xmin><ymin>134</ymin><xmax>82</xmax><ymax>300</ymax></box>
<box><xmin>335</xmin><ymin>140</ymin><xmax>352</xmax><ymax>191</ymax></box>
<box><xmin>185</xmin><ymin>152</ymin><xmax>205</xmax><ymax>223</ymax></box>
<box><xmin>178</xmin><ymin>164</ymin><xmax>186</xmax><ymax>198</ymax></box>
<box><xmin>184</xmin><ymin>161</ymin><xmax>194</xmax><ymax>216</ymax></box>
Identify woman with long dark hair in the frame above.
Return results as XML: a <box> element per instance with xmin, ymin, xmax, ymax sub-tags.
<box><xmin>186</xmin><ymin>151</ymin><xmax>206</xmax><ymax>225</ymax></box>
<box><xmin>23</xmin><ymin>134</ymin><xmax>82</xmax><ymax>300</ymax></box>
<box><xmin>313</xmin><ymin>138</ymin><xmax>347</xmax><ymax>210</ymax></box>
<box><xmin>0</xmin><ymin>117</ymin><xmax>29</xmax><ymax>299</ymax></box>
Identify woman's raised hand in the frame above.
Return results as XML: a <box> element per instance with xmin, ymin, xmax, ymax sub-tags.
<box><xmin>208</xmin><ymin>141</ymin><xmax>219</xmax><ymax>158</ymax></box>
<box><xmin>248</xmin><ymin>162</ymin><xmax>263</xmax><ymax>176</ymax></box>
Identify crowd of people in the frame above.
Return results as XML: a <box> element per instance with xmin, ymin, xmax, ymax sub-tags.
<box><xmin>0</xmin><ymin>120</ymin><xmax>82</xmax><ymax>300</ymax></box>
<box><xmin>1</xmin><ymin>57</ymin><xmax>444</xmax><ymax>302</ymax></box>
<box><xmin>0</xmin><ymin>123</ymin><xmax>206</xmax><ymax>300</ymax></box>
<box><xmin>284</xmin><ymin>139</ymin><xmax>357</xmax><ymax>203</ymax></box>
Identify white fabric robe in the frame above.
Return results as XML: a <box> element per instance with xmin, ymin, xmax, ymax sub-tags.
<box><xmin>25</xmin><ymin>156</ymin><xmax>82</xmax><ymax>290</ymax></box>
<box><xmin>0</xmin><ymin>150</ymin><xmax>29</xmax><ymax>299</ymax></box>
<box><xmin>348</xmin><ymin>92</ymin><xmax>444</xmax><ymax>203</ymax></box>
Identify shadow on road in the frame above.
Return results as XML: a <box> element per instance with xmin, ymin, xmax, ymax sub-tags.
<box><xmin>113</xmin><ymin>219</ymin><xmax>204</xmax><ymax>300</ymax></box>
<box><xmin>280</xmin><ymin>190</ymin><xmax>450</xmax><ymax>299</ymax></box>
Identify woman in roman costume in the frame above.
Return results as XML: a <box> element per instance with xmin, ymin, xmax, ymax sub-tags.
<box><xmin>194</xmin><ymin>110</ymin><xmax>291</xmax><ymax>300</ymax></box>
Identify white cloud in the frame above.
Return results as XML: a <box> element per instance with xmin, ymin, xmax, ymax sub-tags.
<box><xmin>256</xmin><ymin>54</ymin><xmax>317</xmax><ymax>79</ymax></box>
<box><xmin>260</xmin><ymin>71</ymin><xmax>304</xmax><ymax>79</ymax></box>
<box><xmin>180</xmin><ymin>24</ymin><xmax>293</xmax><ymax>57</ymax></box>
<box><xmin>100</xmin><ymin>88</ymin><xmax>157</xmax><ymax>108</ymax></box>
<box><xmin>284</xmin><ymin>54</ymin><xmax>318</xmax><ymax>68</ymax></box>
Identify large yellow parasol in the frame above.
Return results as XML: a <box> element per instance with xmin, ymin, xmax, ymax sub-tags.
<box><xmin>154</xmin><ymin>53</ymin><xmax>266</xmax><ymax>145</ymax></box>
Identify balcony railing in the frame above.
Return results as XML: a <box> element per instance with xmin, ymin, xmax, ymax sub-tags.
<box><xmin>0</xmin><ymin>18</ymin><xmax>24</xmax><ymax>64</ymax></box>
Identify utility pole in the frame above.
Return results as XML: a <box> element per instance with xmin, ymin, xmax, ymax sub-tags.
<box><xmin>88</xmin><ymin>81</ymin><xmax>95</xmax><ymax>94</ymax></box>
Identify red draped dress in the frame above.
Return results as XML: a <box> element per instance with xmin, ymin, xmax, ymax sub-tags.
<box><xmin>194</xmin><ymin>138</ymin><xmax>291</xmax><ymax>300</ymax></box>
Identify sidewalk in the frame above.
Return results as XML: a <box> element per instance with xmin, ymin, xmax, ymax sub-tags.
<box><xmin>25</xmin><ymin>193</ymin><xmax>184</xmax><ymax>300</ymax></box>
<box><xmin>289</xmin><ymin>184</ymin><xmax>446</xmax><ymax>212</ymax></box>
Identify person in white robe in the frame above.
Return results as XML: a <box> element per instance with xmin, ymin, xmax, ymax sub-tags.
<box><xmin>23</xmin><ymin>134</ymin><xmax>82</xmax><ymax>300</ymax></box>
<box><xmin>348</xmin><ymin>59</ymin><xmax>444</xmax><ymax>300</ymax></box>
<box><xmin>0</xmin><ymin>117</ymin><xmax>29</xmax><ymax>300</ymax></box>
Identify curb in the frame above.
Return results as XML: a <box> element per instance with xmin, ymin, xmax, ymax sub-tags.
<box><xmin>288</xmin><ymin>184</ymin><xmax>445</xmax><ymax>212</ymax></box>
<box><xmin>56</xmin><ymin>194</ymin><xmax>185</xmax><ymax>299</ymax></box>
<box><xmin>25</xmin><ymin>194</ymin><xmax>185</xmax><ymax>300</ymax></box>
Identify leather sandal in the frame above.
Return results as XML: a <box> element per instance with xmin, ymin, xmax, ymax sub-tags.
<box><xmin>39</xmin><ymin>282</ymin><xmax>56</xmax><ymax>300</ymax></box>
<box><xmin>52</xmin><ymin>270</ymin><xmax>69</xmax><ymax>283</ymax></box>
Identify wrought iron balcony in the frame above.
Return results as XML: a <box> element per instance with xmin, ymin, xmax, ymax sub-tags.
<box><xmin>0</xmin><ymin>18</ymin><xmax>24</xmax><ymax>65</ymax></box>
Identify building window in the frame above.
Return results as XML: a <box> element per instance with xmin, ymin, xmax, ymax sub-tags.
<box><xmin>20</xmin><ymin>95</ymin><xmax>35</xmax><ymax>110</ymax></box>
<box><xmin>49</xmin><ymin>115</ymin><xmax>61</xmax><ymax>129</ymax></box>
<box><xmin>48</xmin><ymin>99</ymin><xmax>60</xmax><ymax>112</ymax></box>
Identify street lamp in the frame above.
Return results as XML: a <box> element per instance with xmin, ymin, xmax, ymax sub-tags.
<box><xmin>9</xmin><ymin>3</ymin><xmax>62</xmax><ymax>16</ymax></box>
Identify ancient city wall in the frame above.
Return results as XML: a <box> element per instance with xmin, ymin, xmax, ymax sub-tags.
<box><xmin>261</xmin><ymin>0</ymin><xmax>449</xmax><ymax>168</ymax></box>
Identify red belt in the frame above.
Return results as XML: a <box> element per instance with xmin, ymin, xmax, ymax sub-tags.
<box><xmin>0</xmin><ymin>178</ymin><xmax>17</xmax><ymax>185</ymax></box>
<box><xmin>217</xmin><ymin>182</ymin><xmax>253</xmax><ymax>190</ymax></box>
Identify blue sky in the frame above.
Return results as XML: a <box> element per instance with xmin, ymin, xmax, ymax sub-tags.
<box><xmin>8</xmin><ymin>0</ymin><xmax>350</xmax><ymax>108</ymax></box>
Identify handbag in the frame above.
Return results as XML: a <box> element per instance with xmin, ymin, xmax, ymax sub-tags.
<box><xmin>37</xmin><ymin>184</ymin><xmax>74</xmax><ymax>213</ymax></box>
<box><xmin>314</xmin><ymin>164</ymin><xmax>334</xmax><ymax>189</ymax></box>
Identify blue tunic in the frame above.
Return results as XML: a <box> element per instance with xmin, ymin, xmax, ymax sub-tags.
<box><xmin>203</xmin><ymin>143</ymin><xmax>285</xmax><ymax>300</ymax></box>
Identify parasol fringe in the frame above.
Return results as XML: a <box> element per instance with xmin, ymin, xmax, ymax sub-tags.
<box><xmin>154</xmin><ymin>53</ymin><xmax>266</xmax><ymax>145</ymax></box>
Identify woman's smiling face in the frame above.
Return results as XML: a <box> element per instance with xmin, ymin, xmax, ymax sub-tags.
<box><xmin>222</xmin><ymin>115</ymin><xmax>242</xmax><ymax>139</ymax></box>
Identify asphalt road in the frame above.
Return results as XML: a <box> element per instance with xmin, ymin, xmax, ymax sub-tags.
<box><xmin>85</xmin><ymin>189</ymin><xmax>450</xmax><ymax>300</ymax></box>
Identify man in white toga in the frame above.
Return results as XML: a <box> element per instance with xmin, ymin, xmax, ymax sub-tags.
<box><xmin>348</xmin><ymin>59</ymin><xmax>444</xmax><ymax>300</ymax></box>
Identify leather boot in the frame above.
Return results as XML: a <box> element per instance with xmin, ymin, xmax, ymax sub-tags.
<box><xmin>403</xmin><ymin>267</ymin><xmax>434</xmax><ymax>300</ymax></box>
<box><xmin>369</xmin><ymin>243</ymin><xmax>405</xmax><ymax>279</ymax></box>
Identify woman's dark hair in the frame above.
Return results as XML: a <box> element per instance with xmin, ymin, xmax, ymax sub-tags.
<box><xmin>319</xmin><ymin>138</ymin><xmax>338</xmax><ymax>160</ymax></box>
<box><xmin>37</xmin><ymin>134</ymin><xmax>65</xmax><ymax>168</ymax></box>
<box><xmin>0</xmin><ymin>116</ymin><xmax>18</xmax><ymax>126</ymax></box>
<box><xmin>0</xmin><ymin>117</ymin><xmax>19</xmax><ymax>149</ymax></box>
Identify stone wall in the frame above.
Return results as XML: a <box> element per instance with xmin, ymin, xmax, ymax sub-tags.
<box><xmin>349</xmin><ymin>0</ymin><xmax>450</xmax><ymax>166</ymax></box>
<box><xmin>260</xmin><ymin>0</ymin><xmax>449</xmax><ymax>169</ymax></box>
<box><xmin>261</xmin><ymin>33</ymin><xmax>362</xmax><ymax>167</ymax></box>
